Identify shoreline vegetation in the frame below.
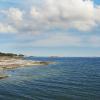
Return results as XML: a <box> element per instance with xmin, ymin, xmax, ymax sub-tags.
<box><xmin>0</xmin><ymin>52</ymin><xmax>54</xmax><ymax>79</ymax></box>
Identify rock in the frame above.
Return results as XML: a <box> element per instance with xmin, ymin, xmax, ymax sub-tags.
<box><xmin>0</xmin><ymin>74</ymin><xmax>8</xmax><ymax>79</ymax></box>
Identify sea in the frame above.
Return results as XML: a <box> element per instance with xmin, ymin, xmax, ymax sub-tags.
<box><xmin>0</xmin><ymin>57</ymin><xmax>100</xmax><ymax>100</ymax></box>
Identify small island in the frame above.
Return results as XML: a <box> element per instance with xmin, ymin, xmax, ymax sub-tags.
<box><xmin>0</xmin><ymin>52</ymin><xmax>53</xmax><ymax>79</ymax></box>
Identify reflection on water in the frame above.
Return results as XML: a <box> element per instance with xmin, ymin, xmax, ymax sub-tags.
<box><xmin>0</xmin><ymin>57</ymin><xmax>100</xmax><ymax>100</ymax></box>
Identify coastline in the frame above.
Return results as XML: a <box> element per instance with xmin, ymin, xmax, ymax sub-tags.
<box><xmin>0</xmin><ymin>57</ymin><xmax>54</xmax><ymax>79</ymax></box>
<box><xmin>0</xmin><ymin>58</ymin><xmax>52</xmax><ymax>69</ymax></box>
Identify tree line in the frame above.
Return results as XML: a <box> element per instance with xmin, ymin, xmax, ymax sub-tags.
<box><xmin>0</xmin><ymin>52</ymin><xmax>24</xmax><ymax>57</ymax></box>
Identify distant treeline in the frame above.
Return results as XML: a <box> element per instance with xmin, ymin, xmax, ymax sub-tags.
<box><xmin>0</xmin><ymin>52</ymin><xmax>24</xmax><ymax>57</ymax></box>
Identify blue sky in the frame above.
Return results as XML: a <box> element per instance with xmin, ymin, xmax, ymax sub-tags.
<box><xmin>95</xmin><ymin>0</ymin><xmax>100</xmax><ymax>4</ymax></box>
<box><xmin>0</xmin><ymin>0</ymin><xmax>100</xmax><ymax>57</ymax></box>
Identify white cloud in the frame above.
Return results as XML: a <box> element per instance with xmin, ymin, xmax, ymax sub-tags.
<box><xmin>0</xmin><ymin>8</ymin><xmax>23</xmax><ymax>33</ymax></box>
<box><xmin>88</xmin><ymin>36</ymin><xmax>100</xmax><ymax>47</ymax></box>
<box><xmin>31</xmin><ymin>33</ymin><xmax>82</xmax><ymax>47</ymax></box>
<box><xmin>0</xmin><ymin>23</ymin><xmax>17</xmax><ymax>33</ymax></box>
<box><xmin>30</xmin><ymin>7</ymin><xmax>40</xmax><ymax>18</ymax></box>
<box><xmin>7</xmin><ymin>8</ymin><xmax>23</xmax><ymax>22</ymax></box>
<box><xmin>0</xmin><ymin>0</ymin><xmax>100</xmax><ymax>33</ymax></box>
<box><xmin>30</xmin><ymin>0</ymin><xmax>98</xmax><ymax>31</ymax></box>
<box><xmin>1</xmin><ymin>8</ymin><xmax>23</xmax><ymax>21</ymax></box>
<box><xmin>95</xmin><ymin>6</ymin><xmax>100</xmax><ymax>23</ymax></box>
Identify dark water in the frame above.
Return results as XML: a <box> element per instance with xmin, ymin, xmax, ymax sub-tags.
<box><xmin>0</xmin><ymin>57</ymin><xmax>100</xmax><ymax>100</ymax></box>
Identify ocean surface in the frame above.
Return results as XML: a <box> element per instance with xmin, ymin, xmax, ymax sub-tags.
<box><xmin>0</xmin><ymin>57</ymin><xmax>100</xmax><ymax>100</ymax></box>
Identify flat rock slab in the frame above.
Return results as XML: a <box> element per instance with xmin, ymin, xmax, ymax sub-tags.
<box><xmin>0</xmin><ymin>74</ymin><xmax>8</xmax><ymax>79</ymax></box>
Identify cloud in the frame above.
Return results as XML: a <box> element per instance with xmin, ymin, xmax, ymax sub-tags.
<box><xmin>30</xmin><ymin>7</ymin><xmax>40</xmax><ymax>17</ymax></box>
<box><xmin>0</xmin><ymin>23</ymin><xmax>17</xmax><ymax>33</ymax></box>
<box><xmin>95</xmin><ymin>6</ymin><xmax>100</xmax><ymax>23</ymax></box>
<box><xmin>88</xmin><ymin>36</ymin><xmax>100</xmax><ymax>47</ymax></box>
<box><xmin>15</xmin><ymin>33</ymin><xmax>82</xmax><ymax>47</ymax></box>
<box><xmin>0</xmin><ymin>7</ymin><xmax>23</xmax><ymax>33</ymax></box>
<box><xmin>0</xmin><ymin>0</ymin><xmax>100</xmax><ymax>33</ymax></box>
<box><xmin>7</xmin><ymin>8</ymin><xmax>23</xmax><ymax>22</ymax></box>
<box><xmin>1</xmin><ymin>8</ymin><xmax>23</xmax><ymax>21</ymax></box>
<box><xmin>30</xmin><ymin>0</ymin><xmax>100</xmax><ymax>31</ymax></box>
<box><xmin>32</xmin><ymin>34</ymin><xmax>81</xmax><ymax>47</ymax></box>
<box><xmin>12</xmin><ymin>32</ymin><xmax>100</xmax><ymax>48</ymax></box>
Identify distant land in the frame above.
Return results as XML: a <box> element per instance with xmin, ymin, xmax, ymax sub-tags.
<box><xmin>0</xmin><ymin>52</ymin><xmax>24</xmax><ymax>58</ymax></box>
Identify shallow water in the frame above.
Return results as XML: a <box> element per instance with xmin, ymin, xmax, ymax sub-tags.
<box><xmin>0</xmin><ymin>57</ymin><xmax>100</xmax><ymax>100</ymax></box>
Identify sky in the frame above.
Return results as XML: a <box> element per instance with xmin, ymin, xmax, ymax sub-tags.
<box><xmin>0</xmin><ymin>0</ymin><xmax>100</xmax><ymax>57</ymax></box>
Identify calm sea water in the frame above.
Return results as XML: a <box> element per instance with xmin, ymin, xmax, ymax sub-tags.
<box><xmin>0</xmin><ymin>57</ymin><xmax>100</xmax><ymax>100</ymax></box>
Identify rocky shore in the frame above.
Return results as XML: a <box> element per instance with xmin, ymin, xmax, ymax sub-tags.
<box><xmin>0</xmin><ymin>58</ymin><xmax>54</xmax><ymax>79</ymax></box>
<box><xmin>0</xmin><ymin>59</ymin><xmax>52</xmax><ymax>70</ymax></box>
